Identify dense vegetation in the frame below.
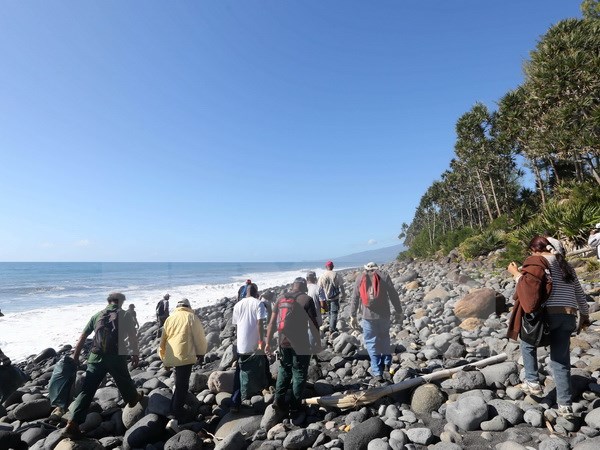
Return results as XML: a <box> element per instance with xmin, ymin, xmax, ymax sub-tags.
<box><xmin>399</xmin><ymin>1</ymin><xmax>600</xmax><ymax>266</ymax></box>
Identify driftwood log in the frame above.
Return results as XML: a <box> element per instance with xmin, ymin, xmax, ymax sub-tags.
<box><xmin>304</xmin><ymin>353</ymin><xmax>508</xmax><ymax>409</ymax></box>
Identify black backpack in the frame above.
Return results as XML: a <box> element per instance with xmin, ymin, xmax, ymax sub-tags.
<box><xmin>91</xmin><ymin>308</ymin><xmax>120</xmax><ymax>355</ymax></box>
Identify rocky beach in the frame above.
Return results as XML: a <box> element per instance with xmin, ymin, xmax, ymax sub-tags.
<box><xmin>2</xmin><ymin>255</ymin><xmax>600</xmax><ymax>450</ymax></box>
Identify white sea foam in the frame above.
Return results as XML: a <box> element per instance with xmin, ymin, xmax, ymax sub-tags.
<box><xmin>0</xmin><ymin>265</ymin><xmax>334</xmax><ymax>362</ymax></box>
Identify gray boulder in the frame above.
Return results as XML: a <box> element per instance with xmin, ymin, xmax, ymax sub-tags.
<box><xmin>480</xmin><ymin>361</ymin><xmax>518</xmax><ymax>386</ymax></box>
<box><xmin>539</xmin><ymin>437</ymin><xmax>570</xmax><ymax>450</ymax></box>
<box><xmin>122</xmin><ymin>413</ymin><xmax>166</xmax><ymax>450</ymax></box>
<box><xmin>344</xmin><ymin>417</ymin><xmax>391</xmax><ymax>450</ymax></box>
<box><xmin>410</xmin><ymin>383</ymin><xmax>445</xmax><ymax>414</ymax></box>
<box><xmin>282</xmin><ymin>428</ymin><xmax>320</xmax><ymax>449</ymax></box>
<box><xmin>214</xmin><ymin>431</ymin><xmax>247</xmax><ymax>450</ymax></box>
<box><xmin>445</xmin><ymin>396</ymin><xmax>488</xmax><ymax>431</ymax></box>
<box><xmin>214</xmin><ymin>412</ymin><xmax>262</xmax><ymax>440</ymax></box>
<box><xmin>584</xmin><ymin>407</ymin><xmax>600</xmax><ymax>429</ymax></box>
<box><xmin>54</xmin><ymin>438</ymin><xmax>104</xmax><ymax>450</ymax></box>
<box><xmin>405</xmin><ymin>427</ymin><xmax>434</xmax><ymax>445</ymax></box>
<box><xmin>441</xmin><ymin>371</ymin><xmax>486</xmax><ymax>392</ymax></box>
<box><xmin>13</xmin><ymin>399</ymin><xmax>53</xmax><ymax>421</ymax></box>
<box><xmin>164</xmin><ymin>429</ymin><xmax>204</xmax><ymax>450</ymax></box>
<box><xmin>488</xmin><ymin>399</ymin><xmax>524</xmax><ymax>425</ymax></box>
<box><xmin>147</xmin><ymin>388</ymin><xmax>173</xmax><ymax>417</ymax></box>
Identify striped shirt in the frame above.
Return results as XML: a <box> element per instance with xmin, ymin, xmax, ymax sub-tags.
<box><xmin>543</xmin><ymin>255</ymin><xmax>589</xmax><ymax>314</ymax></box>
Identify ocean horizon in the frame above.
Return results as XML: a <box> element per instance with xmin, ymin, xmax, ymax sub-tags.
<box><xmin>0</xmin><ymin>261</ymin><xmax>354</xmax><ymax>362</ymax></box>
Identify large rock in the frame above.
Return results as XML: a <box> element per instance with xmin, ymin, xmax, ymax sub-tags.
<box><xmin>480</xmin><ymin>362</ymin><xmax>519</xmax><ymax>386</ymax></box>
<box><xmin>164</xmin><ymin>429</ymin><xmax>204</xmax><ymax>450</ymax></box>
<box><xmin>122</xmin><ymin>398</ymin><xmax>146</xmax><ymax>429</ymax></box>
<box><xmin>13</xmin><ymin>399</ymin><xmax>53</xmax><ymax>421</ymax></box>
<box><xmin>344</xmin><ymin>417</ymin><xmax>391</xmax><ymax>450</ymax></box>
<box><xmin>488</xmin><ymin>399</ymin><xmax>524</xmax><ymax>426</ymax></box>
<box><xmin>459</xmin><ymin>318</ymin><xmax>484</xmax><ymax>331</ymax></box>
<box><xmin>189</xmin><ymin>372</ymin><xmax>209</xmax><ymax>393</ymax></box>
<box><xmin>584</xmin><ymin>407</ymin><xmax>600</xmax><ymax>428</ymax></box>
<box><xmin>54</xmin><ymin>438</ymin><xmax>104</xmax><ymax>450</ymax></box>
<box><xmin>453</xmin><ymin>288</ymin><xmax>503</xmax><ymax>320</ymax></box>
<box><xmin>445</xmin><ymin>396</ymin><xmax>488</xmax><ymax>431</ymax></box>
<box><xmin>34</xmin><ymin>348</ymin><xmax>57</xmax><ymax>363</ymax></box>
<box><xmin>219</xmin><ymin>345</ymin><xmax>237</xmax><ymax>370</ymax></box>
<box><xmin>260</xmin><ymin>405</ymin><xmax>286</xmax><ymax>431</ymax></box>
<box><xmin>441</xmin><ymin>371</ymin><xmax>486</xmax><ymax>392</ymax></box>
<box><xmin>411</xmin><ymin>384</ymin><xmax>445</xmax><ymax>414</ymax></box>
<box><xmin>147</xmin><ymin>388</ymin><xmax>173</xmax><ymax>417</ymax></box>
<box><xmin>282</xmin><ymin>428</ymin><xmax>320</xmax><ymax>449</ymax></box>
<box><xmin>573</xmin><ymin>436</ymin><xmax>600</xmax><ymax>450</ymax></box>
<box><xmin>423</xmin><ymin>286</ymin><xmax>450</xmax><ymax>303</ymax></box>
<box><xmin>122</xmin><ymin>413</ymin><xmax>166</xmax><ymax>450</ymax></box>
<box><xmin>214</xmin><ymin>412</ymin><xmax>262</xmax><ymax>439</ymax></box>
<box><xmin>208</xmin><ymin>371</ymin><xmax>236</xmax><ymax>394</ymax></box>
<box><xmin>214</xmin><ymin>431</ymin><xmax>247</xmax><ymax>450</ymax></box>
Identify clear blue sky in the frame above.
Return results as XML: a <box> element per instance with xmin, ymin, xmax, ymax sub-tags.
<box><xmin>0</xmin><ymin>1</ymin><xmax>582</xmax><ymax>262</ymax></box>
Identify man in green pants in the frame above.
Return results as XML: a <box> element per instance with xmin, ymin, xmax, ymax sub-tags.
<box><xmin>64</xmin><ymin>292</ymin><xmax>141</xmax><ymax>437</ymax></box>
<box><xmin>265</xmin><ymin>277</ymin><xmax>320</xmax><ymax>424</ymax></box>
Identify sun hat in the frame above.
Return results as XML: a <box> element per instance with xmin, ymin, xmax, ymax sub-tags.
<box><xmin>364</xmin><ymin>262</ymin><xmax>379</xmax><ymax>270</ymax></box>
<box><xmin>545</xmin><ymin>237</ymin><xmax>566</xmax><ymax>256</ymax></box>
<box><xmin>177</xmin><ymin>298</ymin><xmax>191</xmax><ymax>308</ymax></box>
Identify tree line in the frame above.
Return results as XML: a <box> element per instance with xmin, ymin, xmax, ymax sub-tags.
<box><xmin>400</xmin><ymin>1</ymin><xmax>600</xmax><ymax>261</ymax></box>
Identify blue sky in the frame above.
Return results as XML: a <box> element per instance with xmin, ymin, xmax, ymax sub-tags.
<box><xmin>0</xmin><ymin>1</ymin><xmax>582</xmax><ymax>262</ymax></box>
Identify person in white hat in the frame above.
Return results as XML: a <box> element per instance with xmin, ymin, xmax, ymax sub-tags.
<box><xmin>589</xmin><ymin>223</ymin><xmax>600</xmax><ymax>260</ymax></box>
<box><xmin>350</xmin><ymin>262</ymin><xmax>403</xmax><ymax>383</ymax></box>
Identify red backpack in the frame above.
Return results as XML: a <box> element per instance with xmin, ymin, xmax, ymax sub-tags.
<box><xmin>276</xmin><ymin>292</ymin><xmax>302</xmax><ymax>334</ymax></box>
<box><xmin>359</xmin><ymin>271</ymin><xmax>381</xmax><ymax>307</ymax></box>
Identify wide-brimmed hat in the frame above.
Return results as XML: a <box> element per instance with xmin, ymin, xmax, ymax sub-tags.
<box><xmin>177</xmin><ymin>298</ymin><xmax>191</xmax><ymax>308</ymax></box>
<box><xmin>364</xmin><ymin>262</ymin><xmax>379</xmax><ymax>270</ymax></box>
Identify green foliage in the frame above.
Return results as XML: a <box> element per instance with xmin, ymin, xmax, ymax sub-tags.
<box><xmin>581</xmin><ymin>0</ymin><xmax>600</xmax><ymax>20</ymax></box>
<box><xmin>458</xmin><ymin>230</ymin><xmax>506</xmax><ymax>260</ymax></box>
<box><xmin>586</xmin><ymin>258</ymin><xmax>600</xmax><ymax>272</ymax></box>
<box><xmin>496</xmin><ymin>234</ymin><xmax>529</xmax><ymax>268</ymax></box>
<box><xmin>439</xmin><ymin>227</ymin><xmax>476</xmax><ymax>254</ymax></box>
<box><xmin>539</xmin><ymin>200</ymin><xmax>600</xmax><ymax>246</ymax></box>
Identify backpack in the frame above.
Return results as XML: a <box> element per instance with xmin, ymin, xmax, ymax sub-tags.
<box><xmin>359</xmin><ymin>271</ymin><xmax>382</xmax><ymax>307</ymax></box>
<box><xmin>276</xmin><ymin>292</ymin><xmax>302</xmax><ymax>334</ymax></box>
<box><xmin>323</xmin><ymin>277</ymin><xmax>341</xmax><ymax>300</ymax></box>
<box><xmin>516</xmin><ymin>255</ymin><xmax>553</xmax><ymax>313</ymax></box>
<box><xmin>91</xmin><ymin>308</ymin><xmax>120</xmax><ymax>355</ymax></box>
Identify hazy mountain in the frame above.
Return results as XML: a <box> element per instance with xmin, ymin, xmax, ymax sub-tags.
<box><xmin>333</xmin><ymin>244</ymin><xmax>404</xmax><ymax>265</ymax></box>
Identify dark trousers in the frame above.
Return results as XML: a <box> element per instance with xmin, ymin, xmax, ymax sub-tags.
<box><xmin>70</xmin><ymin>355</ymin><xmax>137</xmax><ymax>424</ymax></box>
<box><xmin>170</xmin><ymin>364</ymin><xmax>193</xmax><ymax>421</ymax></box>
<box><xmin>275</xmin><ymin>347</ymin><xmax>310</xmax><ymax>411</ymax></box>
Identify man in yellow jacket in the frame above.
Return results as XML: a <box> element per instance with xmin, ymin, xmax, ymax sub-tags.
<box><xmin>158</xmin><ymin>298</ymin><xmax>207</xmax><ymax>432</ymax></box>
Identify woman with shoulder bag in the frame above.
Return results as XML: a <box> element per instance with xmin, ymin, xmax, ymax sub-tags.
<box><xmin>507</xmin><ymin>236</ymin><xmax>590</xmax><ymax>419</ymax></box>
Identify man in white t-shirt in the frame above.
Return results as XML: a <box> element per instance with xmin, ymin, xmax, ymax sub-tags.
<box><xmin>231</xmin><ymin>283</ymin><xmax>267</xmax><ymax>410</ymax></box>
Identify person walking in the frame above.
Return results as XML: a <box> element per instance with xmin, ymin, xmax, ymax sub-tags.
<box><xmin>317</xmin><ymin>261</ymin><xmax>345</xmax><ymax>332</ymax></box>
<box><xmin>231</xmin><ymin>283</ymin><xmax>268</xmax><ymax>411</ymax></box>
<box><xmin>159</xmin><ymin>298</ymin><xmax>207</xmax><ymax>432</ymax></box>
<box><xmin>64</xmin><ymin>292</ymin><xmax>141</xmax><ymax>437</ymax></box>
<box><xmin>350</xmin><ymin>262</ymin><xmax>403</xmax><ymax>382</ymax></box>
<box><xmin>127</xmin><ymin>304</ymin><xmax>139</xmax><ymax>329</ymax></box>
<box><xmin>156</xmin><ymin>294</ymin><xmax>171</xmax><ymax>327</ymax></box>
<box><xmin>507</xmin><ymin>236</ymin><xmax>590</xmax><ymax>418</ymax></box>
<box><xmin>588</xmin><ymin>223</ymin><xmax>600</xmax><ymax>260</ymax></box>
<box><xmin>265</xmin><ymin>277</ymin><xmax>319</xmax><ymax>423</ymax></box>
<box><xmin>306</xmin><ymin>270</ymin><xmax>323</xmax><ymax>359</ymax></box>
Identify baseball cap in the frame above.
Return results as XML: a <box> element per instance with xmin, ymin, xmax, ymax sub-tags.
<box><xmin>177</xmin><ymin>298</ymin><xmax>191</xmax><ymax>308</ymax></box>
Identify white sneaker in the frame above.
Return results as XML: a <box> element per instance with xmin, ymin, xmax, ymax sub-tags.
<box><xmin>557</xmin><ymin>405</ymin><xmax>574</xmax><ymax>419</ymax></box>
<box><xmin>520</xmin><ymin>380</ymin><xmax>543</xmax><ymax>396</ymax></box>
<box><xmin>166</xmin><ymin>419</ymin><xmax>180</xmax><ymax>434</ymax></box>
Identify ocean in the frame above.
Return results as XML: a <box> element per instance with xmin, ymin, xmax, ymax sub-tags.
<box><xmin>0</xmin><ymin>261</ymin><xmax>341</xmax><ymax>363</ymax></box>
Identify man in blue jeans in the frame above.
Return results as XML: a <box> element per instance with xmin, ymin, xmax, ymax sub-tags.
<box><xmin>350</xmin><ymin>262</ymin><xmax>403</xmax><ymax>382</ymax></box>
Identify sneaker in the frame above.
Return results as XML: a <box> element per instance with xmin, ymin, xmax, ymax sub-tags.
<box><xmin>557</xmin><ymin>405</ymin><xmax>575</xmax><ymax>420</ymax></box>
<box><xmin>166</xmin><ymin>418</ymin><xmax>180</xmax><ymax>434</ymax></box>
<box><xmin>520</xmin><ymin>380</ymin><xmax>543</xmax><ymax>396</ymax></box>
<box><xmin>62</xmin><ymin>421</ymin><xmax>83</xmax><ymax>440</ymax></box>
